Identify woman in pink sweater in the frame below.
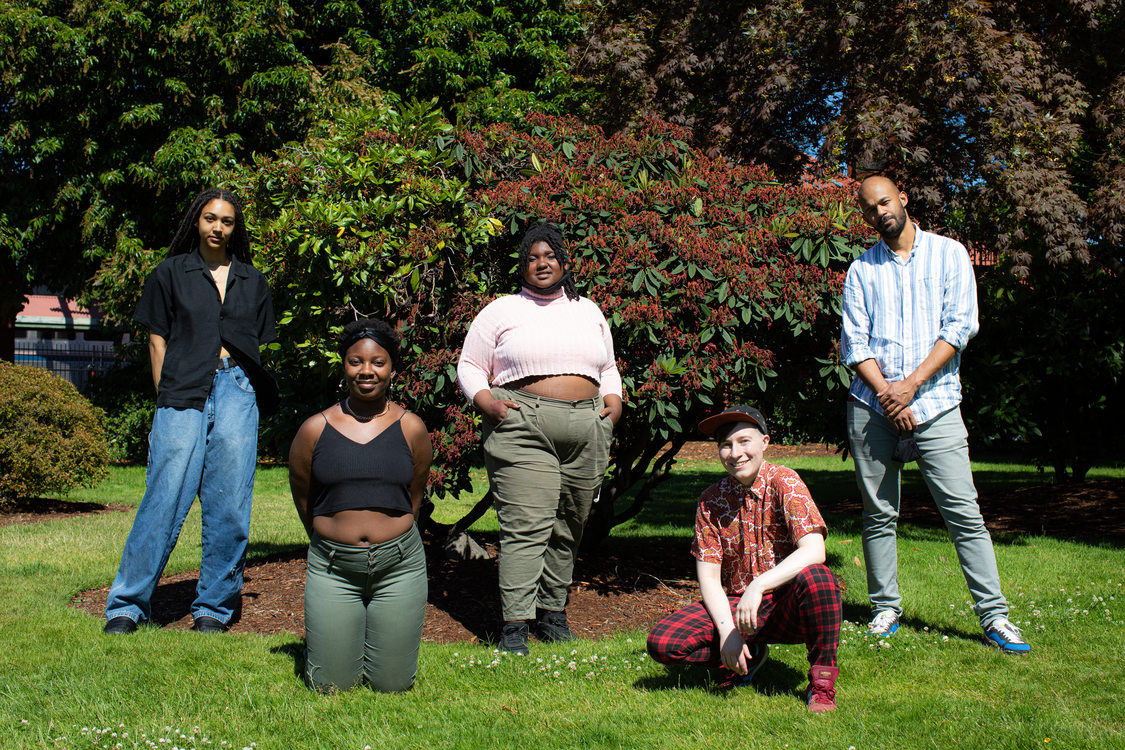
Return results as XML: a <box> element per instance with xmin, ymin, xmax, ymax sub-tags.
<box><xmin>457</xmin><ymin>222</ymin><xmax>623</xmax><ymax>655</ymax></box>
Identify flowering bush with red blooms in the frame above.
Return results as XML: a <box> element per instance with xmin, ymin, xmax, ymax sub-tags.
<box><xmin>228</xmin><ymin>102</ymin><xmax>869</xmax><ymax>544</ymax></box>
<box><xmin>458</xmin><ymin>114</ymin><xmax>869</xmax><ymax>543</ymax></box>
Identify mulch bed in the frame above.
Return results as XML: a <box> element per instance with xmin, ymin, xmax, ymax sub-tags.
<box><xmin>9</xmin><ymin>443</ymin><xmax>1122</xmax><ymax>643</ymax></box>
<box><xmin>0</xmin><ymin>497</ymin><xmax>132</xmax><ymax>527</ymax></box>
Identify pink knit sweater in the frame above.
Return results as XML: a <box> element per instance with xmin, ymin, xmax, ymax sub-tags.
<box><xmin>457</xmin><ymin>287</ymin><xmax>623</xmax><ymax>400</ymax></box>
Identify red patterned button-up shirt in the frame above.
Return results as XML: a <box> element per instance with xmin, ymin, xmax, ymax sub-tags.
<box><xmin>691</xmin><ymin>462</ymin><xmax>827</xmax><ymax>595</ymax></box>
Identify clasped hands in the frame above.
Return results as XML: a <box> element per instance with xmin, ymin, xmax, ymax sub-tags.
<box><xmin>878</xmin><ymin>379</ymin><xmax>918</xmax><ymax>432</ymax></box>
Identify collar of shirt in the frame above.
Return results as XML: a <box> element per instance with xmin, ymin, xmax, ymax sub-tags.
<box><xmin>874</xmin><ymin>223</ymin><xmax>923</xmax><ymax>266</ymax></box>
<box><xmin>720</xmin><ymin>462</ymin><xmax>776</xmax><ymax>506</ymax></box>
<box><xmin>180</xmin><ymin>248</ymin><xmax>253</xmax><ymax>283</ymax></box>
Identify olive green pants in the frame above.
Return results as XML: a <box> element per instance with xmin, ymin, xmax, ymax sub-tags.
<box><xmin>303</xmin><ymin>526</ymin><xmax>427</xmax><ymax>693</ymax></box>
<box><xmin>484</xmin><ymin>387</ymin><xmax>613</xmax><ymax>621</ymax></box>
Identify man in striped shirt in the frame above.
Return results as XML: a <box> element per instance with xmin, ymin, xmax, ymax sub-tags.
<box><xmin>840</xmin><ymin>176</ymin><xmax>1030</xmax><ymax>654</ymax></box>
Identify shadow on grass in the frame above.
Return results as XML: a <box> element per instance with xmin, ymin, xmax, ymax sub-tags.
<box><xmin>635</xmin><ymin>659</ymin><xmax>807</xmax><ymax>700</ymax></box>
<box><xmin>270</xmin><ymin>641</ymin><xmax>306</xmax><ymax>682</ymax></box>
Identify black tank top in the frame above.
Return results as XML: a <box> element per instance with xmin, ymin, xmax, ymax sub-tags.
<box><xmin>310</xmin><ymin>418</ymin><xmax>414</xmax><ymax>516</ymax></box>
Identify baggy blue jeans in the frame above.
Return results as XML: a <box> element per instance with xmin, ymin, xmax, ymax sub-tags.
<box><xmin>105</xmin><ymin>363</ymin><xmax>259</xmax><ymax>625</ymax></box>
<box><xmin>847</xmin><ymin>400</ymin><xmax>1009</xmax><ymax>628</ymax></box>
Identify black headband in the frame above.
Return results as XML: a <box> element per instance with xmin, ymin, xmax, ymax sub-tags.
<box><xmin>339</xmin><ymin>327</ymin><xmax>399</xmax><ymax>366</ymax></box>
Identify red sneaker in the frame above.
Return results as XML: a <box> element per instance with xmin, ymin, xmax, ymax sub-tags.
<box><xmin>806</xmin><ymin>665</ymin><xmax>839</xmax><ymax>713</ymax></box>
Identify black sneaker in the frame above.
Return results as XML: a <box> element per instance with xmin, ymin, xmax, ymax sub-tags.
<box><xmin>535</xmin><ymin>611</ymin><xmax>575</xmax><ymax>643</ymax></box>
<box><xmin>499</xmin><ymin>622</ymin><xmax>530</xmax><ymax>655</ymax></box>
<box><xmin>104</xmin><ymin>616</ymin><xmax>138</xmax><ymax>635</ymax></box>
<box><xmin>191</xmin><ymin>616</ymin><xmax>228</xmax><ymax>633</ymax></box>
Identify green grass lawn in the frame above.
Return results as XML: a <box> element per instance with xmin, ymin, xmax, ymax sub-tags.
<box><xmin>1</xmin><ymin>456</ymin><xmax>1122</xmax><ymax>749</ymax></box>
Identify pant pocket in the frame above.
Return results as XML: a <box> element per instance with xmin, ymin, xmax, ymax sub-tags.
<box><xmin>228</xmin><ymin>367</ymin><xmax>257</xmax><ymax>395</ymax></box>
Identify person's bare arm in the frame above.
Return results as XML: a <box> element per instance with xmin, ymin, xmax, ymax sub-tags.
<box><xmin>472</xmin><ymin>389</ymin><xmax>521</xmax><ymax>425</ymax></box>
<box><xmin>148</xmin><ymin>333</ymin><xmax>167</xmax><ymax>393</ymax></box>
<box><xmin>598</xmin><ymin>393</ymin><xmax>623</xmax><ymax>425</ymax></box>
<box><xmin>697</xmin><ymin>560</ymin><xmax>751</xmax><ymax>675</ymax></box>
<box><xmin>289</xmin><ymin>416</ymin><xmax>327</xmax><ymax>539</ymax></box>
<box><xmin>400</xmin><ymin>412</ymin><xmax>434</xmax><ymax>517</ymax></box>
<box><xmin>853</xmin><ymin>358</ymin><xmax>919</xmax><ymax>431</ymax></box>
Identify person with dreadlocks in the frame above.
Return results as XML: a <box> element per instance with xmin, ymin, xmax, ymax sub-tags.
<box><xmin>457</xmin><ymin>221</ymin><xmax>623</xmax><ymax>655</ymax></box>
<box><xmin>104</xmin><ymin>188</ymin><xmax>276</xmax><ymax>636</ymax></box>
<box><xmin>288</xmin><ymin>319</ymin><xmax>433</xmax><ymax>692</ymax></box>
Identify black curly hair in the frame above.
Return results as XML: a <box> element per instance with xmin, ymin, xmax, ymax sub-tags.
<box><xmin>166</xmin><ymin>188</ymin><xmax>253</xmax><ymax>262</ymax></box>
<box><xmin>517</xmin><ymin>222</ymin><xmax>579</xmax><ymax>300</ymax></box>
<box><xmin>338</xmin><ymin>318</ymin><xmax>401</xmax><ymax>369</ymax></box>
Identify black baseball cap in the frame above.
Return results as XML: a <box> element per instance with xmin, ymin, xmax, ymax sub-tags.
<box><xmin>697</xmin><ymin>405</ymin><xmax>769</xmax><ymax>439</ymax></box>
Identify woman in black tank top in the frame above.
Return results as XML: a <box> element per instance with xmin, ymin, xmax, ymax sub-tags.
<box><xmin>289</xmin><ymin>319</ymin><xmax>433</xmax><ymax>692</ymax></box>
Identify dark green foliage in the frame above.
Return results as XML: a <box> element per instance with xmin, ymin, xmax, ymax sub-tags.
<box><xmin>964</xmin><ymin>264</ymin><xmax>1125</xmax><ymax>481</ymax></box>
<box><xmin>2</xmin><ymin>0</ymin><xmax>333</xmax><ymax>321</ymax></box>
<box><xmin>0</xmin><ymin>362</ymin><xmax>110</xmax><ymax>502</ymax></box>
<box><xmin>228</xmin><ymin>103</ymin><xmax>866</xmax><ymax>543</ymax></box>
<box><xmin>576</xmin><ymin>0</ymin><xmax>1125</xmax><ymax>277</ymax></box>
<box><xmin>2</xmin><ymin>0</ymin><xmax>585</xmax><ymax>342</ymax></box>
<box><xmin>83</xmin><ymin>360</ymin><xmax>155</xmax><ymax>463</ymax></box>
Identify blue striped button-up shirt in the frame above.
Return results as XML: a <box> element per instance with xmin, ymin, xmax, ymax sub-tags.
<box><xmin>840</xmin><ymin>226</ymin><xmax>979</xmax><ymax>426</ymax></box>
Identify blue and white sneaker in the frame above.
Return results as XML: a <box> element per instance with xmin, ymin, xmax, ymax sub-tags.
<box><xmin>984</xmin><ymin>618</ymin><xmax>1031</xmax><ymax>654</ymax></box>
<box><xmin>868</xmin><ymin>610</ymin><xmax>900</xmax><ymax>637</ymax></box>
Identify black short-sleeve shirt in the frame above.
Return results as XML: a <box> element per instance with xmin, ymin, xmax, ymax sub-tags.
<box><xmin>134</xmin><ymin>250</ymin><xmax>276</xmax><ymax>410</ymax></box>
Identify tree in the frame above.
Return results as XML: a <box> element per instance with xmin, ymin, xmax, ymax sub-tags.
<box><xmin>1</xmin><ymin>0</ymin><xmax>586</xmax><ymax>356</ymax></box>
<box><xmin>574</xmin><ymin>0</ymin><xmax>1125</xmax><ymax>275</ymax></box>
<box><xmin>575</xmin><ymin>0</ymin><xmax>1125</xmax><ymax>475</ymax></box>
<box><xmin>2</xmin><ymin>0</ymin><xmax>337</xmax><ymax>352</ymax></box>
<box><xmin>238</xmin><ymin>98</ymin><xmax>498</xmax><ymax>486</ymax></box>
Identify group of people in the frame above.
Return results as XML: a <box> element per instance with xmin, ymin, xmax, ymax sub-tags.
<box><xmin>102</xmin><ymin>175</ymin><xmax>1030</xmax><ymax>709</ymax></box>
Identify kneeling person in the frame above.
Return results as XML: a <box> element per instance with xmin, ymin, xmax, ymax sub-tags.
<box><xmin>647</xmin><ymin>406</ymin><xmax>842</xmax><ymax>712</ymax></box>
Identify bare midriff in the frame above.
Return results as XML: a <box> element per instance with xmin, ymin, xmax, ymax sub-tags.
<box><xmin>510</xmin><ymin>374</ymin><xmax>600</xmax><ymax>401</ymax></box>
<box><xmin>312</xmin><ymin>508</ymin><xmax>414</xmax><ymax>545</ymax></box>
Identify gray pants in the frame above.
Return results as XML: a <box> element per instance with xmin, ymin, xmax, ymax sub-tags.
<box><xmin>847</xmin><ymin>400</ymin><xmax>1009</xmax><ymax>628</ymax></box>
<box><xmin>303</xmin><ymin>526</ymin><xmax>427</xmax><ymax>692</ymax></box>
<box><xmin>484</xmin><ymin>387</ymin><xmax>613</xmax><ymax>621</ymax></box>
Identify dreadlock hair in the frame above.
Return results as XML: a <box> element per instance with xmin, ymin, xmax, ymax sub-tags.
<box><xmin>517</xmin><ymin>222</ymin><xmax>579</xmax><ymax>300</ymax></box>
<box><xmin>166</xmin><ymin>188</ymin><xmax>253</xmax><ymax>263</ymax></box>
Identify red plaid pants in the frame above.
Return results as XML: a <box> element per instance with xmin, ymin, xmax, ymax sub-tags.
<box><xmin>647</xmin><ymin>564</ymin><xmax>841</xmax><ymax>668</ymax></box>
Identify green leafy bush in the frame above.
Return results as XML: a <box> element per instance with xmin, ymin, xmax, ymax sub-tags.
<box><xmin>459</xmin><ymin>114</ymin><xmax>868</xmax><ymax>543</ymax></box>
<box><xmin>0</xmin><ymin>363</ymin><xmax>110</xmax><ymax>502</ymax></box>
<box><xmin>84</xmin><ymin>360</ymin><xmax>155</xmax><ymax>464</ymax></box>
<box><xmin>241</xmin><ymin>103</ymin><xmax>867</xmax><ymax>545</ymax></box>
